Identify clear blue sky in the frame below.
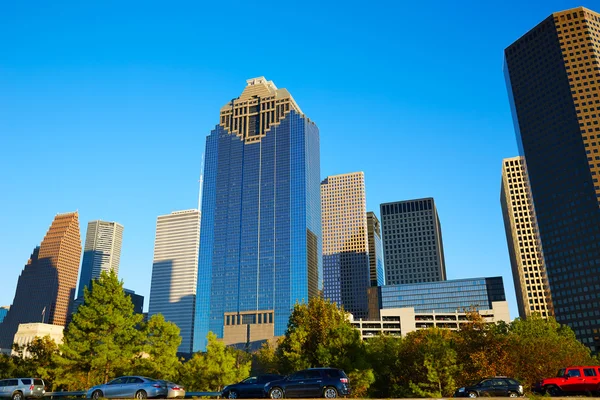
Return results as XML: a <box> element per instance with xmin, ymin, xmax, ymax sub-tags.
<box><xmin>0</xmin><ymin>0</ymin><xmax>589</xmax><ymax>318</ymax></box>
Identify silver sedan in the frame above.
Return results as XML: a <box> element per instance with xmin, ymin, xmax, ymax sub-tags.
<box><xmin>87</xmin><ymin>376</ymin><xmax>167</xmax><ymax>399</ymax></box>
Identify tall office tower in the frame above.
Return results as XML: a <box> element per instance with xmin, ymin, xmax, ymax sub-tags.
<box><xmin>149</xmin><ymin>210</ymin><xmax>200</xmax><ymax>355</ymax></box>
<box><xmin>0</xmin><ymin>212</ymin><xmax>81</xmax><ymax>352</ymax></box>
<box><xmin>77</xmin><ymin>220</ymin><xmax>124</xmax><ymax>299</ymax></box>
<box><xmin>321</xmin><ymin>172</ymin><xmax>370</xmax><ymax>319</ymax></box>
<box><xmin>367</xmin><ymin>212</ymin><xmax>385</xmax><ymax>287</ymax></box>
<box><xmin>0</xmin><ymin>307</ymin><xmax>8</xmax><ymax>324</ymax></box>
<box><xmin>500</xmin><ymin>156</ymin><xmax>553</xmax><ymax>319</ymax></box>
<box><xmin>504</xmin><ymin>6</ymin><xmax>600</xmax><ymax>350</ymax></box>
<box><xmin>380</xmin><ymin>198</ymin><xmax>446</xmax><ymax>285</ymax></box>
<box><xmin>193</xmin><ymin>77</ymin><xmax>321</xmax><ymax>351</ymax></box>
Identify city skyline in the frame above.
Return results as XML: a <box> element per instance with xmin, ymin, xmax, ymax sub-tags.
<box><xmin>3</xmin><ymin>0</ymin><xmax>594</xmax><ymax>320</ymax></box>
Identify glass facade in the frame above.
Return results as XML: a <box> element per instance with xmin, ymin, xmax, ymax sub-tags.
<box><xmin>193</xmin><ymin>80</ymin><xmax>321</xmax><ymax>351</ymax></box>
<box><xmin>375</xmin><ymin>277</ymin><xmax>506</xmax><ymax>313</ymax></box>
<box><xmin>504</xmin><ymin>7</ymin><xmax>600</xmax><ymax>351</ymax></box>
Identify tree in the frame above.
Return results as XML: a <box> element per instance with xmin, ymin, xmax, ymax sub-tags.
<box><xmin>365</xmin><ymin>334</ymin><xmax>413</xmax><ymax>398</ymax></box>
<box><xmin>132</xmin><ymin>314</ymin><xmax>182</xmax><ymax>381</ymax></box>
<box><xmin>180</xmin><ymin>332</ymin><xmax>251</xmax><ymax>392</ymax></box>
<box><xmin>275</xmin><ymin>297</ymin><xmax>374</xmax><ymax>396</ymax></box>
<box><xmin>407</xmin><ymin>329</ymin><xmax>460</xmax><ymax>398</ymax></box>
<box><xmin>252</xmin><ymin>339</ymin><xmax>281</xmax><ymax>375</ymax></box>
<box><xmin>26</xmin><ymin>336</ymin><xmax>60</xmax><ymax>390</ymax></box>
<box><xmin>54</xmin><ymin>270</ymin><xmax>143</xmax><ymax>390</ymax></box>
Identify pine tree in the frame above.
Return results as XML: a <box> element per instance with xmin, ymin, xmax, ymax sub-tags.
<box><xmin>54</xmin><ymin>270</ymin><xmax>143</xmax><ymax>390</ymax></box>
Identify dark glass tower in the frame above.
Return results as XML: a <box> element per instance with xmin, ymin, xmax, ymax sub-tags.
<box><xmin>193</xmin><ymin>77</ymin><xmax>321</xmax><ymax>351</ymax></box>
<box><xmin>504</xmin><ymin>7</ymin><xmax>600</xmax><ymax>350</ymax></box>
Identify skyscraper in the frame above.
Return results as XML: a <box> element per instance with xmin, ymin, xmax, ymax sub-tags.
<box><xmin>321</xmin><ymin>172</ymin><xmax>370</xmax><ymax>318</ymax></box>
<box><xmin>367</xmin><ymin>212</ymin><xmax>385</xmax><ymax>287</ymax></box>
<box><xmin>504</xmin><ymin>6</ymin><xmax>600</xmax><ymax>350</ymax></box>
<box><xmin>149</xmin><ymin>209</ymin><xmax>200</xmax><ymax>355</ymax></box>
<box><xmin>500</xmin><ymin>156</ymin><xmax>553</xmax><ymax>319</ymax></box>
<box><xmin>77</xmin><ymin>220</ymin><xmax>124</xmax><ymax>299</ymax></box>
<box><xmin>193</xmin><ymin>77</ymin><xmax>321</xmax><ymax>351</ymax></box>
<box><xmin>380</xmin><ymin>198</ymin><xmax>446</xmax><ymax>285</ymax></box>
<box><xmin>0</xmin><ymin>212</ymin><xmax>81</xmax><ymax>353</ymax></box>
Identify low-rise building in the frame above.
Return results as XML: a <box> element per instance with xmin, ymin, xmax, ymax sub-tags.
<box><xmin>12</xmin><ymin>323</ymin><xmax>64</xmax><ymax>356</ymax></box>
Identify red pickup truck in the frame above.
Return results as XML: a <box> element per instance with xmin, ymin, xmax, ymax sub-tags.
<box><xmin>537</xmin><ymin>366</ymin><xmax>600</xmax><ymax>395</ymax></box>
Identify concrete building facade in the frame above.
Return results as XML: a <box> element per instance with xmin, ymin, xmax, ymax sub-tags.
<box><xmin>321</xmin><ymin>172</ymin><xmax>370</xmax><ymax>318</ymax></box>
<box><xmin>149</xmin><ymin>209</ymin><xmax>200</xmax><ymax>355</ymax></box>
<box><xmin>380</xmin><ymin>198</ymin><xmax>446</xmax><ymax>285</ymax></box>
<box><xmin>501</xmin><ymin>156</ymin><xmax>553</xmax><ymax>319</ymax></box>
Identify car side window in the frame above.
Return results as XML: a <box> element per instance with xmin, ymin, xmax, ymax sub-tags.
<box><xmin>289</xmin><ymin>372</ymin><xmax>305</xmax><ymax>381</ymax></box>
<box><xmin>305</xmin><ymin>371</ymin><xmax>322</xmax><ymax>379</ymax></box>
<box><xmin>34</xmin><ymin>380</ymin><xmax>44</xmax><ymax>386</ymax></box>
<box><xmin>493</xmin><ymin>380</ymin><xmax>507</xmax><ymax>386</ymax></box>
<box><xmin>108</xmin><ymin>378</ymin><xmax>126</xmax><ymax>385</ymax></box>
<box><xmin>479</xmin><ymin>380</ymin><xmax>492</xmax><ymax>387</ymax></box>
<box><xmin>507</xmin><ymin>379</ymin><xmax>518</xmax><ymax>385</ymax></box>
<box><xmin>323</xmin><ymin>370</ymin><xmax>341</xmax><ymax>379</ymax></box>
<box><xmin>7</xmin><ymin>380</ymin><xmax>18</xmax><ymax>387</ymax></box>
<box><xmin>21</xmin><ymin>379</ymin><xmax>31</xmax><ymax>385</ymax></box>
<box><xmin>585</xmin><ymin>369</ymin><xmax>597</xmax><ymax>377</ymax></box>
<box><xmin>243</xmin><ymin>377</ymin><xmax>258</xmax><ymax>384</ymax></box>
<box><xmin>0</xmin><ymin>381</ymin><xmax>6</xmax><ymax>388</ymax></box>
<box><xmin>567</xmin><ymin>369</ymin><xmax>582</xmax><ymax>378</ymax></box>
<box><xmin>127</xmin><ymin>378</ymin><xmax>144</xmax><ymax>384</ymax></box>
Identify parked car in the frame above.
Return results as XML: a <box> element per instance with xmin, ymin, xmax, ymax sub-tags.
<box><xmin>536</xmin><ymin>366</ymin><xmax>600</xmax><ymax>396</ymax></box>
<box><xmin>454</xmin><ymin>377</ymin><xmax>524</xmax><ymax>398</ymax></box>
<box><xmin>263</xmin><ymin>368</ymin><xmax>350</xmax><ymax>398</ymax></box>
<box><xmin>222</xmin><ymin>375</ymin><xmax>284</xmax><ymax>399</ymax></box>
<box><xmin>159</xmin><ymin>381</ymin><xmax>186</xmax><ymax>399</ymax></box>
<box><xmin>87</xmin><ymin>376</ymin><xmax>167</xmax><ymax>399</ymax></box>
<box><xmin>0</xmin><ymin>378</ymin><xmax>45</xmax><ymax>400</ymax></box>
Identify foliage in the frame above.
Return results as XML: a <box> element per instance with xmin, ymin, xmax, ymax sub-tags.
<box><xmin>133</xmin><ymin>314</ymin><xmax>182</xmax><ymax>381</ymax></box>
<box><xmin>53</xmin><ymin>270</ymin><xmax>143</xmax><ymax>390</ymax></box>
<box><xmin>180</xmin><ymin>332</ymin><xmax>251</xmax><ymax>392</ymax></box>
<box><xmin>252</xmin><ymin>339</ymin><xmax>281</xmax><ymax>375</ymax></box>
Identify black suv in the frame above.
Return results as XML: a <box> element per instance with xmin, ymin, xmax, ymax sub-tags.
<box><xmin>222</xmin><ymin>375</ymin><xmax>284</xmax><ymax>399</ymax></box>
<box><xmin>263</xmin><ymin>368</ymin><xmax>350</xmax><ymax>399</ymax></box>
<box><xmin>454</xmin><ymin>377</ymin><xmax>524</xmax><ymax>398</ymax></box>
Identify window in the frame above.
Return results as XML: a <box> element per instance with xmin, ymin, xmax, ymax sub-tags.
<box><xmin>584</xmin><ymin>368</ymin><xmax>597</xmax><ymax>377</ymax></box>
<box><xmin>242</xmin><ymin>377</ymin><xmax>258</xmax><ymax>384</ymax></box>
<box><xmin>289</xmin><ymin>372</ymin><xmax>305</xmax><ymax>381</ymax></box>
<box><xmin>127</xmin><ymin>378</ymin><xmax>144</xmax><ymax>384</ymax></box>
<box><xmin>20</xmin><ymin>379</ymin><xmax>32</xmax><ymax>385</ymax></box>
<box><xmin>305</xmin><ymin>370</ymin><xmax>322</xmax><ymax>379</ymax></box>
<box><xmin>567</xmin><ymin>369</ymin><xmax>582</xmax><ymax>377</ymax></box>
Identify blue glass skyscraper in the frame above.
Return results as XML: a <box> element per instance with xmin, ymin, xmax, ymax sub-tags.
<box><xmin>193</xmin><ymin>77</ymin><xmax>321</xmax><ymax>351</ymax></box>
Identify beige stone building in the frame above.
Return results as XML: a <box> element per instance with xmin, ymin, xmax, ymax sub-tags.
<box><xmin>501</xmin><ymin>156</ymin><xmax>553</xmax><ymax>319</ymax></box>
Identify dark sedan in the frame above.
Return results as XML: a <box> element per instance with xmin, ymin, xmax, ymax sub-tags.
<box><xmin>264</xmin><ymin>368</ymin><xmax>350</xmax><ymax>398</ymax></box>
<box><xmin>222</xmin><ymin>375</ymin><xmax>284</xmax><ymax>399</ymax></box>
<box><xmin>454</xmin><ymin>377</ymin><xmax>524</xmax><ymax>398</ymax></box>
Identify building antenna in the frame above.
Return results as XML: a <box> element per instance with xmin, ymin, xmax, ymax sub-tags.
<box><xmin>198</xmin><ymin>152</ymin><xmax>205</xmax><ymax>211</ymax></box>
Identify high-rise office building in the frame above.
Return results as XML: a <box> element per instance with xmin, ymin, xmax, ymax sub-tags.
<box><xmin>380</xmin><ymin>198</ymin><xmax>446</xmax><ymax>285</ymax></box>
<box><xmin>149</xmin><ymin>209</ymin><xmax>200</xmax><ymax>355</ymax></box>
<box><xmin>193</xmin><ymin>77</ymin><xmax>321</xmax><ymax>351</ymax></box>
<box><xmin>504</xmin><ymin>6</ymin><xmax>600</xmax><ymax>350</ymax></box>
<box><xmin>500</xmin><ymin>156</ymin><xmax>553</xmax><ymax>319</ymax></box>
<box><xmin>367</xmin><ymin>212</ymin><xmax>385</xmax><ymax>287</ymax></box>
<box><xmin>77</xmin><ymin>220</ymin><xmax>124</xmax><ymax>299</ymax></box>
<box><xmin>0</xmin><ymin>212</ymin><xmax>81</xmax><ymax>353</ymax></box>
<box><xmin>321</xmin><ymin>172</ymin><xmax>370</xmax><ymax>319</ymax></box>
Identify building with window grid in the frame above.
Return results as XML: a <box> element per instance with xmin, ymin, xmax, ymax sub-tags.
<box><xmin>380</xmin><ymin>198</ymin><xmax>446</xmax><ymax>285</ymax></box>
<box><xmin>149</xmin><ymin>210</ymin><xmax>200</xmax><ymax>355</ymax></box>
<box><xmin>321</xmin><ymin>172</ymin><xmax>370</xmax><ymax>319</ymax></box>
<box><xmin>76</xmin><ymin>220</ymin><xmax>124</xmax><ymax>299</ymax></box>
<box><xmin>504</xmin><ymin>6</ymin><xmax>600</xmax><ymax>350</ymax></box>
<box><xmin>193</xmin><ymin>77</ymin><xmax>321</xmax><ymax>351</ymax></box>
<box><xmin>500</xmin><ymin>156</ymin><xmax>553</xmax><ymax>319</ymax></box>
<box><xmin>0</xmin><ymin>212</ymin><xmax>81</xmax><ymax>354</ymax></box>
<box><xmin>367</xmin><ymin>212</ymin><xmax>385</xmax><ymax>287</ymax></box>
<box><xmin>367</xmin><ymin>277</ymin><xmax>508</xmax><ymax>319</ymax></box>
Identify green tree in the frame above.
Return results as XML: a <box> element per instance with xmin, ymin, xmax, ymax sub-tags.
<box><xmin>275</xmin><ymin>297</ymin><xmax>374</xmax><ymax>396</ymax></box>
<box><xmin>506</xmin><ymin>315</ymin><xmax>595</xmax><ymax>388</ymax></box>
<box><xmin>132</xmin><ymin>314</ymin><xmax>182</xmax><ymax>381</ymax></box>
<box><xmin>26</xmin><ymin>336</ymin><xmax>60</xmax><ymax>390</ymax></box>
<box><xmin>0</xmin><ymin>352</ymin><xmax>16</xmax><ymax>379</ymax></box>
<box><xmin>252</xmin><ymin>339</ymin><xmax>281</xmax><ymax>375</ymax></box>
<box><xmin>180</xmin><ymin>332</ymin><xmax>251</xmax><ymax>392</ymax></box>
<box><xmin>365</xmin><ymin>334</ymin><xmax>414</xmax><ymax>398</ymax></box>
<box><xmin>54</xmin><ymin>270</ymin><xmax>143</xmax><ymax>390</ymax></box>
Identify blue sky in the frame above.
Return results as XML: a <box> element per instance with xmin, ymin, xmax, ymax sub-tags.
<box><xmin>0</xmin><ymin>0</ymin><xmax>589</xmax><ymax>318</ymax></box>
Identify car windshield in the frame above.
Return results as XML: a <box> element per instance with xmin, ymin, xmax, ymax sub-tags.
<box><xmin>557</xmin><ymin>369</ymin><xmax>566</xmax><ymax>377</ymax></box>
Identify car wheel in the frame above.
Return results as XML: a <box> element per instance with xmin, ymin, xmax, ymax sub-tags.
<box><xmin>508</xmin><ymin>392</ymin><xmax>518</xmax><ymax>398</ymax></box>
<box><xmin>323</xmin><ymin>387</ymin><xmax>338</xmax><ymax>399</ymax></box>
<box><xmin>545</xmin><ymin>385</ymin><xmax>562</xmax><ymax>397</ymax></box>
<box><xmin>135</xmin><ymin>390</ymin><xmax>147</xmax><ymax>399</ymax></box>
<box><xmin>12</xmin><ymin>392</ymin><xmax>23</xmax><ymax>400</ymax></box>
<box><xmin>227</xmin><ymin>390</ymin><xmax>239</xmax><ymax>399</ymax></box>
<box><xmin>468</xmin><ymin>392</ymin><xmax>478</xmax><ymax>398</ymax></box>
<box><xmin>91</xmin><ymin>390</ymin><xmax>103</xmax><ymax>400</ymax></box>
<box><xmin>269</xmin><ymin>387</ymin><xmax>284</xmax><ymax>399</ymax></box>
